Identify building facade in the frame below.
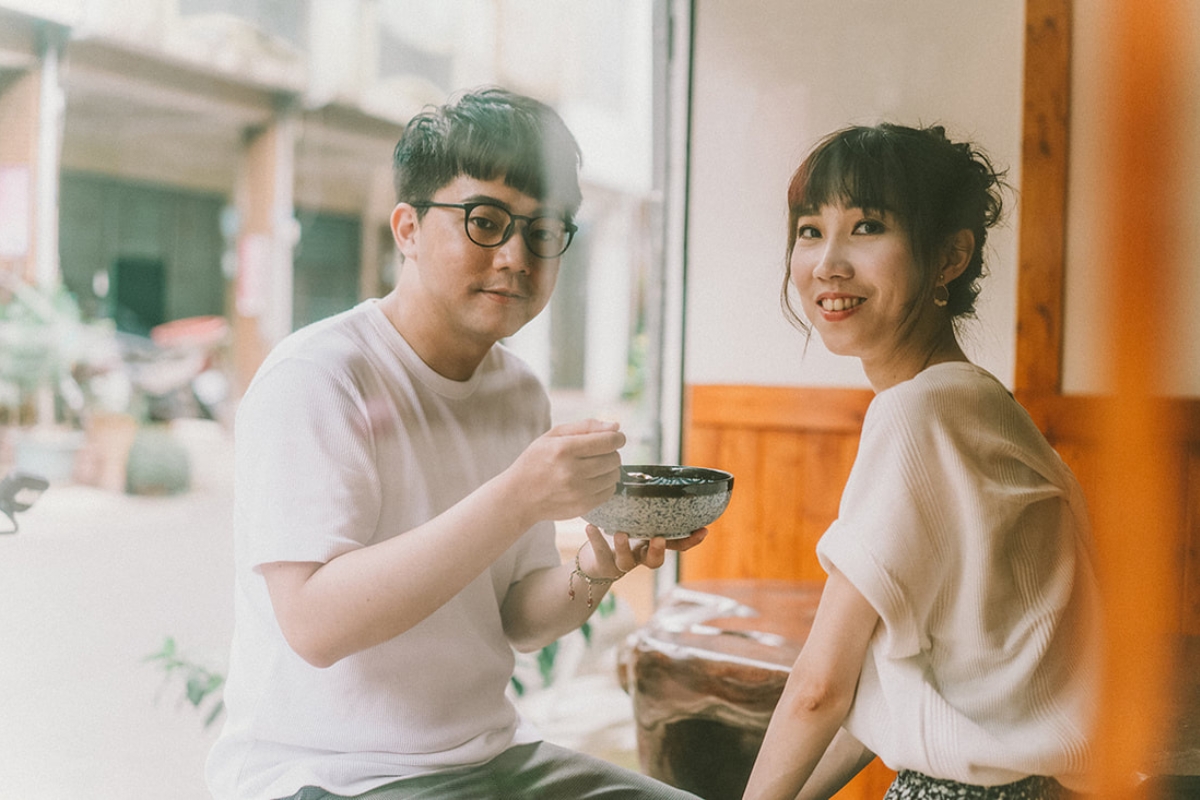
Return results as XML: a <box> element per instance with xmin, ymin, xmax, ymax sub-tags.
<box><xmin>0</xmin><ymin>0</ymin><xmax>667</xmax><ymax>443</ymax></box>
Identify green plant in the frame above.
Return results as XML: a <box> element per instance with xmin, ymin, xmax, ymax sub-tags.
<box><xmin>0</xmin><ymin>276</ymin><xmax>113</xmax><ymax>426</ymax></box>
<box><xmin>145</xmin><ymin>636</ymin><xmax>226</xmax><ymax>728</ymax></box>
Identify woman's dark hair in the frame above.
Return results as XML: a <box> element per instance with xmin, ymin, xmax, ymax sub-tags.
<box><xmin>782</xmin><ymin>123</ymin><xmax>1007</xmax><ymax>330</ymax></box>
<box><xmin>392</xmin><ymin>86</ymin><xmax>583</xmax><ymax>217</ymax></box>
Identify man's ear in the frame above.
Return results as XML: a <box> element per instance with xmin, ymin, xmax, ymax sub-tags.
<box><xmin>940</xmin><ymin>229</ymin><xmax>975</xmax><ymax>283</ymax></box>
<box><xmin>391</xmin><ymin>203</ymin><xmax>420</xmax><ymax>261</ymax></box>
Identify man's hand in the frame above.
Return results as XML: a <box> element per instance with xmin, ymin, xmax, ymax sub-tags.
<box><xmin>506</xmin><ymin>419</ymin><xmax>626</xmax><ymax>525</ymax></box>
<box><xmin>581</xmin><ymin>524</ymin><xmax>710</xmax><ymax>578</ymax></box>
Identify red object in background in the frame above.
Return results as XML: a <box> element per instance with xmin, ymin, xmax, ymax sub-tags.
<box><xmin>149</xmin><ymin>315</ymin><xmax>229</xmax><ymax>351</ymax></box>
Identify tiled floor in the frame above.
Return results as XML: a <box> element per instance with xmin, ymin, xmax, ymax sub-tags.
<box><xmin>1</xmin><ymin>419</ymin><xmax>646</xmax><ymax>798</ymax></box>
<box><xmin>1</xmin><ymin>421</ymin><xmax>237</xmax><ymax>799</ymax></box>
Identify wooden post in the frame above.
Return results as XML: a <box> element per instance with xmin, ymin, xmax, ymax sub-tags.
<box><xmin>1015</xmin><ymin>0</ymin><xmax>1071</xmax><ymax>402</ymax></box>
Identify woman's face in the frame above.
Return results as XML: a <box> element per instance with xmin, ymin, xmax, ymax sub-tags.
<box><xmin>789</xmin><ymin>202</ymin><xmax>935</xmax><ymax>376</ymax></box>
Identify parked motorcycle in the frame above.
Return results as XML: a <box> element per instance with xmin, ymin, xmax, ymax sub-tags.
<box><xmin>117</xmin><ymin>315</ymin><xmax>231</xmax><ymax>423</ymax></box>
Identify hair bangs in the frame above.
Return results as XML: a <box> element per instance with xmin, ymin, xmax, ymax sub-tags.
<box><xmin>451</xmin><ymin>111</ymin><xmax>581</xmax><ymax>213</ymax></box>
<box><xmin>789</xmin><ymin>131</ymin><xmax>905</xmax><ymax>220</ymax></box>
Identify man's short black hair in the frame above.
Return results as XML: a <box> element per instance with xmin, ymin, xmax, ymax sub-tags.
<box><xmin>393</xmin><ymin>87</ymin><xmax>583</xmax><ymax>217</ymax></box>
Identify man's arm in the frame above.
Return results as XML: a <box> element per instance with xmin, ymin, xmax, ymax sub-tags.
<box><xmin>499</xmin><ymin>523</ymin><xmax>708</xmax><ymax>653</ymax></box>
<box><xmin>263</xmin><ymin>419</ymin><xmax>625</xmax><ymax>668</ymax></box>
<box><xmin>742</xmin><ymin>569</ymin><xmax>879</xmax><ymax>800</ymax></box>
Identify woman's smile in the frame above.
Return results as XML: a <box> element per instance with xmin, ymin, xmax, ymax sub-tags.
<box><xmin>816</xmin><ymin>294</ymin><xmax>866</xmax><ymax>314</ymax></box>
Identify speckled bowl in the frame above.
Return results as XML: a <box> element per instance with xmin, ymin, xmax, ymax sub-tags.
<box><xmin>582</xmin><ymin>465</ymin><xmax>734</xmax><ymax>539</ymax></box>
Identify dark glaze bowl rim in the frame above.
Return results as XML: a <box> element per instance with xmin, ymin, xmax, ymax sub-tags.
<box><xmin>613</xmin><ymin>465</ymin><xmax>734</xmax><ymax>498</ymax></box>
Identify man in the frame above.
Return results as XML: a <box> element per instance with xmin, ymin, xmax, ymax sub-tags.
<box><xmin>206</xmin><ymin>87</ymin><xmax>706</xmax><ymax>799</ymax></box>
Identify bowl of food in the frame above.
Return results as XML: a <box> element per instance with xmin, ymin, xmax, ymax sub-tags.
<box><xmin>582</xmin><ymin>465</ymin><xmax>734</xmax><ymax>539</ymax></box>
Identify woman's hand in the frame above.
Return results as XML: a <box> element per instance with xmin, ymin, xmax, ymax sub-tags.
<box><xmin>579</xmin><ymin>523</ymin><xmax>709</xmax><ymax>578</ymax></box>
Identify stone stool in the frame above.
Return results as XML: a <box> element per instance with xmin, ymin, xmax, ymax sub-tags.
<box><xmin>617</xmin><ymin>579</ymin><xmax>825</xmax><ymax>800</ymax></box>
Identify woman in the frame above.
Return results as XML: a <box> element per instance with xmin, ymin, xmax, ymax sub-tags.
<box><xmin>742</xmin><ymin>124</ymin><xmax>1101</xmax><ymax>800</ymax></box>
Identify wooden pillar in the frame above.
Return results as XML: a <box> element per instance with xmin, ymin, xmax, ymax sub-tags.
<box><xmin>1014</xmin><ymin>0</ymin><xmax>1071</xmax><ymax>401</ymax></box>
<box><xmin>231</xmin><ymin>115</ymin><xmax>297</xmax><ymax>393</ymax></box>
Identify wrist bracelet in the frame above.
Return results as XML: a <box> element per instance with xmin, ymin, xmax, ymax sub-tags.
<box><xmin>568</xmin><ymin>544</ymin><xmax>623</xmax><ymax>609</ymax></box>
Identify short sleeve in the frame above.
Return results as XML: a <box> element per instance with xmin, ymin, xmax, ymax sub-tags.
<box><xmin>510</xmin><ymin>520</ymin><xmax>562</xmax><ymax>580</ymax></box>
<box><xmin>816</xmin><ymin>386</ymin><xmax>956</xmax><ymax>659</ymax></box>
<box><xmin>235</xmin><ymin>356</ymin><xmax>382</xmax><ymax>570</ymax></box>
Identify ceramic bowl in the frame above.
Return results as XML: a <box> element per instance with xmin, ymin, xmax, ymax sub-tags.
<box><xmin>582</xmin><ymin>465</ymin><xmax>734</xmax><ymax>539</ymax></box>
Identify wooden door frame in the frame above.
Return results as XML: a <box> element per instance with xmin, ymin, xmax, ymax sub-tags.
<box><xmin>1015</xmin><ymin>0</ymin><xmax>1072</xmax><ymax>402</ymax></box>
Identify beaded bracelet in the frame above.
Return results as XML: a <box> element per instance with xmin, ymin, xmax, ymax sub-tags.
<box><xmin>567</xmin><ymin>544</ymin><xmax>626</xmax><ymax>608</ymax></box>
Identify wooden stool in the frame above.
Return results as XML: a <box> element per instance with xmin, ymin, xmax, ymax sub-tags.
<box><xmin>622</xmin><ymin>585</ymin><xmax>1200</xmax><ymax>799</ymax></box>
<box><xmin>618</xmin><ymin>579</ymin><xmax>895</xmax><ymax>800</ymax></box>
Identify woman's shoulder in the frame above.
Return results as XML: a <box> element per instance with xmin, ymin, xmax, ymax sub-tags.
<box><xmin>870</xmin><ymin>362</ymin><xmax>1072</xmax><ymax>482</ymax></box>
<box><xmin>864</xmin><ymin>362</ymin><xmax>1048</xmax><ymax>462</ymax></box>
<box><xmin>871</xmin><ymin>362</ymin><xmax>1010</xmax><ymax>424</ymax></box>
<box><xmin>888</xmin><ymin>361</ymin><xmax>1006</xmax><ymax>401</ymax></box>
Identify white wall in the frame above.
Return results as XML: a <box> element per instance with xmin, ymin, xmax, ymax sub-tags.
<box><xmin>684</xmin><ymin>0</ymin><xmax>1026</xmax><ymax>389</ymax></box>
<box><xmin>683</xmin><ymin>0</ymin><xmax>1200</xmax><ymax>398</ymax></box>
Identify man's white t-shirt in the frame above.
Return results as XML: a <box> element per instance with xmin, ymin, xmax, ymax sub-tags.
<box><xmin>206</xmin><ymin>300</ymin><xmax>561</xmax><ymax>800</ymax></box>
<box><xmin>817</xmin><ymin>362</ymin><xmax>1101</xmax><ymax>791</ymax></box>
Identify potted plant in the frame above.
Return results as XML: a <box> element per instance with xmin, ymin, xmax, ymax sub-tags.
<box><xmin>0</xmin><ymin>274</ymin><xmax>114</xmax><ymax>482</ymax></box>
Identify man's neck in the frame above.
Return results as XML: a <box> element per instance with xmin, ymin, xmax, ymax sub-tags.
<box><xmin>377</xmin><ymin>287</ymin><xmax>490</xmax><ymax>381</ymax></box>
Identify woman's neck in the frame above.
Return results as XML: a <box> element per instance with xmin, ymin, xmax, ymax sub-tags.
<box><xmin>864</xmin><ymin>329</ymin><xmax>968</xmax><ymax>393</ymax></box>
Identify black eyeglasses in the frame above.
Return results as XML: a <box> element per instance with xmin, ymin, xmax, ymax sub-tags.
<box><xmin>410</xmin><ymin>201</ymin><xmax>577</xmax><ymax>259</ymax></box>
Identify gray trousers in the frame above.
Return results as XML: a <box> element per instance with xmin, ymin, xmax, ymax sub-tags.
<box><xmin>280</xmin><ymin>741</ymin><xmax>702</xmax><ymax>800</ymax></box>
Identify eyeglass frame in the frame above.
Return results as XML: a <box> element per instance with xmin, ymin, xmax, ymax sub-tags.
<box><xmin>408</xmin><ymin>201</ymin><xmax>578</xmax><ymax>259</ymax></box>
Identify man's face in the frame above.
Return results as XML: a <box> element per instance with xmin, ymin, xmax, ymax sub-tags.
<box><xmin>395</xmin><ymin>175</ymin><xmax>568</xmax><ymax>356</ymax></box>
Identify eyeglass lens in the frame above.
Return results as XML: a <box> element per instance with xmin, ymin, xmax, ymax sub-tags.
<box><xmin>465</xmin><ymin>204</ymin><xmax>571</xmax><ymax>258</ymax></box>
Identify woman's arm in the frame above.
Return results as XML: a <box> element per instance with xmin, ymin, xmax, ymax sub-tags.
<box><xmin>796</xmin><ymin>728</ymin><xmax>877</xmax><ymax>800</ymax></box>
<box><xmin>742</xmin><ymin>568</ymin><xmax>879</xmax><ymax>800</ymax></box>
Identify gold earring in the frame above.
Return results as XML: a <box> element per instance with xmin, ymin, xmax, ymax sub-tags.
<box><xmin>933</xmin><ymin>276</ymin><xmax>949</xmax><ymax>308</ymax></box>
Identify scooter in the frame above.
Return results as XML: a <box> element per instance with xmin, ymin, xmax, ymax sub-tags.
<box><xmin>117</xmin><ymin>315</ymin><xmax>230</xmax><ymax>422</ymax></box>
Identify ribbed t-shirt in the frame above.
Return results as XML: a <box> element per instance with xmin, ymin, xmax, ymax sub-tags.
<box><xmin>206</xmin><ymin>300</ymin><xmax>560</xmax><ymax>800</ymax></box>
<box><xmin>816</xmin><ymin>362</ymin><xmax>1101</xmax><ymax>791</ymax></box>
